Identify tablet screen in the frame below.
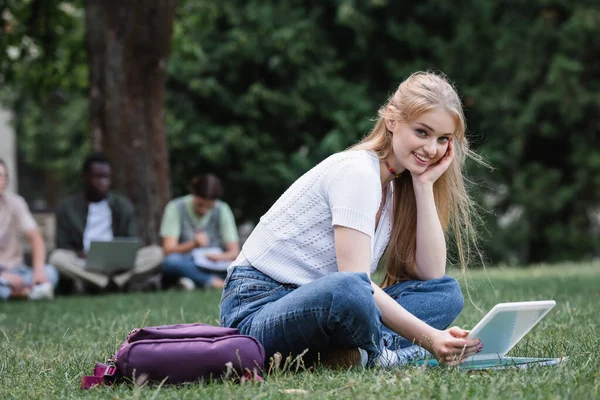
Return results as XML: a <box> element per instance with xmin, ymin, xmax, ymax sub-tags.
<box><xmin>467</xmin><ymin>301</ymin><xmax>556</xmax><ymax>358</ymax></box>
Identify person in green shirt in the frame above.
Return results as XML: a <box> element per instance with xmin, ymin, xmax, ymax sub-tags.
<box><xmin>160</xmin><ymin>174</ymin><xmax>240</xmax><ymax>290</ymax></box>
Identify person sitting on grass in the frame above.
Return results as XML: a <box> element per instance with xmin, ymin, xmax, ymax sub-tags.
<box><xmin>219</xmin><ymin>71</ymin><xmax>485</xmax><ymax>368</ymax></box>
<box><xmin>160</xmin><ymin>174</ymin><xmax>240</xmax><ymax>290</ymax></box>
<box><xmin>0</xmin><ymin>159</ymin><xmax>57</xmax><ymax>300</ymax></box>
<box><xmin>49</xmin><ymin>153</ymin><xmax>163</xmax><ymax>293</ymax></box>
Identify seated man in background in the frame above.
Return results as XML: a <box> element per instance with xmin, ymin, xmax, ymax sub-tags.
<box><xmin>0</xmin><ymin>159</ymin><xmax>57</xmax><ymax>300</ymax></box>
<box><xmin>160</xmin><ymin>174</ymin><xmax>240</xmax><ymax>290</ymax></box>
<box><xmin>49</xmin><ymin>153</ymin><xmax>163</xmax><ymax>293</ymax></box>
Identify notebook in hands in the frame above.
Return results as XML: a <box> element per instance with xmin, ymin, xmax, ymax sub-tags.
<box><xmin>85</xmin><ymin>238</ymin><xmax>140</xmax><ymax>274</ymax></box>
<box><xmin>415</xmin><ymin>300</ymin><xmax>564</xmax><ymax>370</ymax></box>
<box><xmin>191</xmin><ymin>247</ymin><xmax>232</xmax><ymax>271</ymax></box>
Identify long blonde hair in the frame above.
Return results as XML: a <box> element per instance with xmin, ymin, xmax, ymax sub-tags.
<box><xmin>352</xmin><ymin>71</ymin><xmax>486</xmax><ymax>286</ymax></box>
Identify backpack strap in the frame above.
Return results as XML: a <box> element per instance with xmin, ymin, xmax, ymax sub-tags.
<box><xmin>80</xmin><ymin>361</ymin><xmax>118</xmax><ymax>390</ymax></box>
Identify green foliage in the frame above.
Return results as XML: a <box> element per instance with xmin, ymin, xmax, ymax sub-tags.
<box><xmin>458</xmin><ymin>1</ymin><xmax>600</xmax><ymax>263</ymax></box>
<box><xmin>0</xmin><ymin>1</ymin><xmax>89</xmax><ymax>196</ymax></box>
<box><xmin>1</xmin><ymin>0</ymin><xmax>598</xmax><ymax>263</ymax></box>
<box><xmin>166</xmin><ymin>0</ymin><xmax>374</xmax><ymax>219</ymax></box>
<box><xmin>1</xmin><ymin>1</ymin><xmax>87</xmax><ymax>91</ymax></box>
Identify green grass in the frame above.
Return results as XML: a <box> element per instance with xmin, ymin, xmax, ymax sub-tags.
<box><xmin>1</xmin><ymin>262</ymin><xmax>599</xmax><ymax>399</ymax></box>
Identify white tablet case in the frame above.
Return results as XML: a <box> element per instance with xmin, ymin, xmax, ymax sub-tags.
<box><xmin>466</xmin><ymin>300</ymin><xmax>556</xmax><ymax>361</ymax></box>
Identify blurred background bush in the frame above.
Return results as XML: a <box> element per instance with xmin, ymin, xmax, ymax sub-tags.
<box><xmin>1</xmin><ymin>0</ymin><xmax>598</xmax><ymax>265</ymax></box>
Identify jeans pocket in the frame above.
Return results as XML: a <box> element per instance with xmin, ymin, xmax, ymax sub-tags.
<box><xmin>221</xmin><ymin>274</ymin><xmax>238</xmax><ymax>302</ymax></box>
<box><xmin>220</xmin><ymin>279</ymin><xmax>241</xmax><ymax>327</ymax></box>
<box><xmin>239</xmin><ymin>277</ymin><xmax>283</xmax><ymax>304</ymax></box>
<box><xmin>220</xmin><ymin>266</ymin><xmax>291</xmax><ymax>329</ymax></box>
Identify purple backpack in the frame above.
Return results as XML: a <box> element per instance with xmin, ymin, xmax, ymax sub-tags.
<box><xmin>81</xmin><ymin>323</ymin><xmax>265</xmax><ymax>389</ymax></box>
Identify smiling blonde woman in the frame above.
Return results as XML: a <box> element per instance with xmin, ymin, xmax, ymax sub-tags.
<box><xmin>219</xmin><ymin>71</ymin><xmax>486</xmax><ymax>368</ymax></box>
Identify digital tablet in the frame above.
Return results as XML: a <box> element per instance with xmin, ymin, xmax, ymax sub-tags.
<box><xmin>412</xmin><ymin>300</ymin><xmax>563</xmax><ymax>369</ymax></box>
<box><xmin>467</xmin><ymin>300</ymin><xmax>556</xmax><ymax>361</ymax></box>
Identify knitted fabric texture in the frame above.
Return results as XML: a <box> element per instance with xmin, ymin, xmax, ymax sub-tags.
<box><xmin>232</xmin><ymin>150</ymin><xmax>393</xmax><ymax>286</ymax></box>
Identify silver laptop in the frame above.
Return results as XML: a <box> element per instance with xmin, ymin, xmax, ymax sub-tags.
<box><xmin>85</xmin><ymin>237</ymin><xmax>140</xmax><ymax>274</ymax></box>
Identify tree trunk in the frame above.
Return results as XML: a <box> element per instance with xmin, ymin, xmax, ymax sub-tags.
<box><xmin>85</xmin><ymin>0</ymin><xmax>175</xmax><ymax>245</ymax></box>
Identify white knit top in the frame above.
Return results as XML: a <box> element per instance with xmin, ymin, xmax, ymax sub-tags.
<box><xmin>230</xmin><ymin>149</ymin><xmax>394</xmax><ymax>285</ymax></box>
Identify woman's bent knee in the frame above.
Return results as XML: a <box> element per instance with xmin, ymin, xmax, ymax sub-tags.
<box><xmin>325</xmin><ymin>272</ymin><xmax>379</xmax><ymax>322</ymax></box>
<box><xmin>440</xmin><ymin>276</ymin><xmax>464</xmax><ymax>314</ymax></box>
<box><xmin>430</xmin><ymin>276</ymin><xmax>464</xmax><ymax>325</ymax></box>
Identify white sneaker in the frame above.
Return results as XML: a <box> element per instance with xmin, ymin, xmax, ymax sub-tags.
<box><xmin>177</xmin><ymin>277</ymin><xmax>196</xmax><ymax>291</ymax></box>
<box><xmin>28</xmin><ymin>282</ymin><xmax>54</xmax><ymax>300</ymax></box>
<box><xmin>378</xmin><ymin>345</ymin><xmax>429</xmax><ymax>368</ymax></box>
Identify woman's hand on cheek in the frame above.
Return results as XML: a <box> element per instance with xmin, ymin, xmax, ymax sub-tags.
<box><xmin>411</xmin><ymin>137</ymin><xmax>454</xmax><ymax>186</ymax></box>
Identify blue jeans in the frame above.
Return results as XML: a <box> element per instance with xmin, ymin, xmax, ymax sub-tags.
<box><xmin>0</xmin><ymin>264</ymin><xmax>59</xmax><ymax>300</ymax></box>
<box><xmin>219</xmin><ymin>266</ymin><xmax>464</xmax><ymax>366</ymax></box>
<box><xmin>162</xmin><ymin>253</ymin><xmax>226</xmax><ymax>288</ymax></box>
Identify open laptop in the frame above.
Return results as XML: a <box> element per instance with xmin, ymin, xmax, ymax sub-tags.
<box><xmin>413</xmin><ymin>300</ymin><xmax>564</xmax><ymax>370</ymax></box>
<box><xmin>85</xmin><ymin>237</ymin><xmax>141</xmax><ymax>274</ymax></box>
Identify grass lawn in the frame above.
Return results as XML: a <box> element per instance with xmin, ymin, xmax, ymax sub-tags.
<box><xmin>1</xmin><ymin>262</ymin><xmax>599</xmax><ymax>399</ymax></box>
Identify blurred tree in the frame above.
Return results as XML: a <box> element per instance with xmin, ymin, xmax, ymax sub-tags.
<box><xmin>166</xmin><ymin>0</ymin><xmax>600</xmax><ymax>263</ymax></box>
<box><xmin>0</xmin><ymin>1</ymin><xmax>89</xmax><ymax>203</ymax></box>
<box><xmin>165</xmin><ymin>0</ymin><xmax>374</xmax><ymax>220</ymax></box>
<box><xmin>85</xmin><ymin>0</ymin><xmax>175</xmax><ymax>245</ymax></box>
<box><xmin>454</xmin><ymin>1</ymin><xmax>600</xmax><ymax>263</ymax></box>
<box><xmin>2</xmin><ymin>0</ymin><xmax>598</xmax><ymax>262</ymax></box>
